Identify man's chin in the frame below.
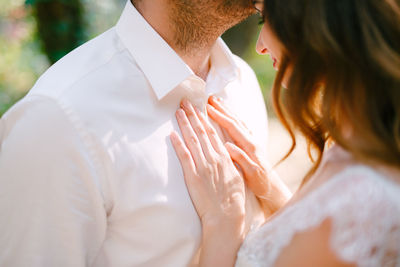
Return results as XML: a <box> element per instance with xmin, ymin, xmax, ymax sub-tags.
<box><xmin>169</xmin><ymin>0</ymin><xmax>255</xmax><ymax>52</ymax></box>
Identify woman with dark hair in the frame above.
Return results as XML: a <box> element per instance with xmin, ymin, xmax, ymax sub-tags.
<box><xmin>170</xmin><ymin>0</ymin><xmax>400</xmax><ymax>266</ymax></box>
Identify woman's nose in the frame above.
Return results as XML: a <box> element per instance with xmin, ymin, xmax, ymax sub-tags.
<box><xmin>256</xmin><ymin>33</ymin><xmax>268</xmax><ymax>55</ymax></box>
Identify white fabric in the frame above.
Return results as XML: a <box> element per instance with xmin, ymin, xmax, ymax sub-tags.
<box><xmin>236</xmin><ymin>147</ymin><xmax>400</xmax><ymax>267</ymax></box>
<box><xmin>0</xmin><ymin>1</ymin><xmax>269</xmax><ymax>266</ymax></box>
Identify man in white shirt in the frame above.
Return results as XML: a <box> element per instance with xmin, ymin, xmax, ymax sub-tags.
<box><xmin>0</xmin><ymin>0</ymin><xmax>269</xmax><ymax>266</ymax></box>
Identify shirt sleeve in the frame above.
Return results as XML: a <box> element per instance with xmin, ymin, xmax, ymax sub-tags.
<box><xmin>0</xmin><ymin>95</ymin><xmax>107</xmax><ymax>266</ymax></box>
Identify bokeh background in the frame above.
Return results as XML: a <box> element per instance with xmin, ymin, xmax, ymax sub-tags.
<box><xmin>0</xmin><ymin>0</ymin><xmax>311</xmax><ymax>191</ymax></box>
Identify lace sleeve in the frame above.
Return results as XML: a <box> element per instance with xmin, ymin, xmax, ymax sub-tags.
<box><xmin>236</xmin><ymin>166</ymin><xmax>400</xmax><ymax>267</ymax></box>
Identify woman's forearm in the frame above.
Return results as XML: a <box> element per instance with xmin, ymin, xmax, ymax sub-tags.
<box><xmin>199</xmin><ymin>226</ymin><xmax>244</xmax><ymax>267</ymax></box>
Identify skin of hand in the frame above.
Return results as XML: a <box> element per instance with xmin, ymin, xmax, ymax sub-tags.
<box><xmin>170</xmin><ymin>99</ymin><xmax>248</xmax><ymax>267</ymax></box>
<box><xmin>170</xmin><ymin>99</ymin><xmax>353</xmax><ymax>267</ymax></box>
<box><xmin>207</xmin><ymin>95</ymin><xmax>292</xmax><ymax>214</ymax></box>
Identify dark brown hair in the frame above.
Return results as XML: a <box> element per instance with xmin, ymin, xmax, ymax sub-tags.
<box><xmin>263</xmin><ymin>0</ymin><xmax>400</xmax><ymax>182</ymax></box>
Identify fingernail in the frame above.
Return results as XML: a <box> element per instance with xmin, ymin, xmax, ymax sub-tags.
<box><xmin>176</xmin><ymin>108</ymin><xmax>185</xmax><ymax>118</ymax></box>
<box><xmin>225</xmin><ymin>142</ymin><xmax>235</xmax><ymax>150</ymax></box>
<box><xmin>181</xmin><ymin>99</ymin><xmax>191</xmax><ymax>109</ymax></box>
<box><xmin>170</xmin><ymin>131</ymin><xmax>178</xmax><ymax>141</ymax></box>
<box><xmin>170</xmin><ymin>131</ymin><xmax>176</xmax><ymax>140</ymax></box>
<box><xmin>211</xmin><ymin>96</ymin><xmax>223</xmax><ymax>102</ymax></box>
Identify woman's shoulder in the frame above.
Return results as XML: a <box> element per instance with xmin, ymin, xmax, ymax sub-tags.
<box><xmin>319</xmin><ymin>158</ymin><xmax>400</xmax><ymax>207</ymax></box>
<box><xmin>310</xmin><ymin>164</ymin><xmax>400</xmax><ymax>266</ymax></box>
<box><xmin>236</xmin><ymin>163</ymin><xmax>400</xmax><ymax>267</ymax></box>
<box><xmin>292</xmin><ymin>158</ymin><xmax>400</xmax><ymax>218</ymax></box>
<box><xmin>313</xmin><ymin>145</ymin><xmax>400</xmax><ymax>205</ymax></box>
<box><xmin>301</xmin><ymin>160</ymin><xmax>400</xmax><ymax>232</ymax></box>
<box><xmin>291</xmin><ymin>162</ymin><xmax>400</xmax><ymax>264</ymax></box>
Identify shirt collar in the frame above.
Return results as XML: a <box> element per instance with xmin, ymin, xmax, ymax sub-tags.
<box><xmin>206</xmin><ymin>39</ymin><xmax>240</xmax><ymax>95</ymax></box>
<box><xmin>116</xmin><ymin>1</ymin><xmax>239</xmax><ymax>100</ymax></box>
<box><xmin>208</xmin><ymin>39</ymin><xmax>240</xmax><ymax>84</ymax></box>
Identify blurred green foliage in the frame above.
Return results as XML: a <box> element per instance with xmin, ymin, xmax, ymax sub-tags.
<box><xmin>223</xmin><ymin>16</ymin><xmax>276</xmax><ymax>109</ymax></box>
<box><xmin>0</xmin><ymin>0</ymin><xmax>47</xmax><ymax>115</ymax></box>
<box><xmin>25</xmin><ymin>0</ymin><xmax>87</xmax><ymax>64</ymax></box>
<box><xmin>0</xmin><ymin>0</ymin><xmax>276</xmax><ymax>117</ymax></box>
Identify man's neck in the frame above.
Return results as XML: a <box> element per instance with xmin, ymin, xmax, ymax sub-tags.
<box><xmin>181</xmin><ymin>52</ymin><xmax>212</xmax><ymax>81</ymax></box>
<box><xmin>133</xmin><ymin>0</ymin><xmax>214</xmax><ymax>80</ymax></box>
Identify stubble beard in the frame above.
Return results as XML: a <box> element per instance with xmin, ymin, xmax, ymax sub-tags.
<box><xmin>169</xmin><ymin>0</ymin><xmax>254</xmax><ymax>56</ymax></box>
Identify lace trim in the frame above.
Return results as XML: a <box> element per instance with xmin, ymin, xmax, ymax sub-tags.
<box><xmin>236</xmin><ymin>165</ymin><xmax>400</xmax><ymax>267</ymax></box>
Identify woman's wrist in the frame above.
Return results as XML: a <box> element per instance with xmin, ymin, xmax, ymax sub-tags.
<box><xmin>201</xmin><ymin>216</ymin><xmax>246</xmax><ymax>247</ymax></box>
<box><xmin>200</xmin><ymin>224</ymin><xmax>245</xmax><ymax>267</ymax></box>
<box><xmin>257</xmin><ymin>167</ymin><xmax>292</xmax><ymax>214</ymax></box>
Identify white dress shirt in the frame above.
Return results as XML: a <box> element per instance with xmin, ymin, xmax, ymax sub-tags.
<box><xmin>0</xmin><ymin>1</ymin><xmax>269</xmax><ymax>266</ymax></box>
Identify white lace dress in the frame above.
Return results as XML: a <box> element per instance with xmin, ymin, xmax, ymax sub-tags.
<box><xmin>236</xmin><ymin>148</ymin><xmax>400</xmax><ymax>267</ymax></box>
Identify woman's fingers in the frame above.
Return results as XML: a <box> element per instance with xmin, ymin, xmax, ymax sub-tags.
<box><xmin>170</xmin><ymin>131</ymin><xmax>197</xmax><ymax>177</ymax></box>
<box><xmin>225</xmin><ymin>142</ymin><xmax>270</xmax><ymax>198</ymax></box>
<box><xmin>194</xmin><ymin>106</ymin><xmax>228</xmax><ymax>156</ymax></box>
<box><xmin>225</xmin><ymin>142</ymin><xmax>258</xmax><ymax>178</ymax></box>
<box><xmin>170</xmin><ymin>131</ymin><xmax>209</xmax><ymax>218</ymax></box>
<box><xmin>176</xmin><ymin>109</ymin><xmax>208</xmax><ymax>168</ymax></box>
<box><xmin>181</xmin><ymin>99</ymin><xmax>217</xmax><ymax>162</ymax></box>
<box><xmin>207</xmin><ymin>104</ymin><xmax>257</xmax><ymax>156</ymax></box>
<box><xmin>209</xmin><ymin>96</ymin><xmax>250</xmax><ymax>131</ymax></box>
<box><xmin>172</xmin><ymin>103</ymin><xmax>247</xmax><ymax>235</ymax></box>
